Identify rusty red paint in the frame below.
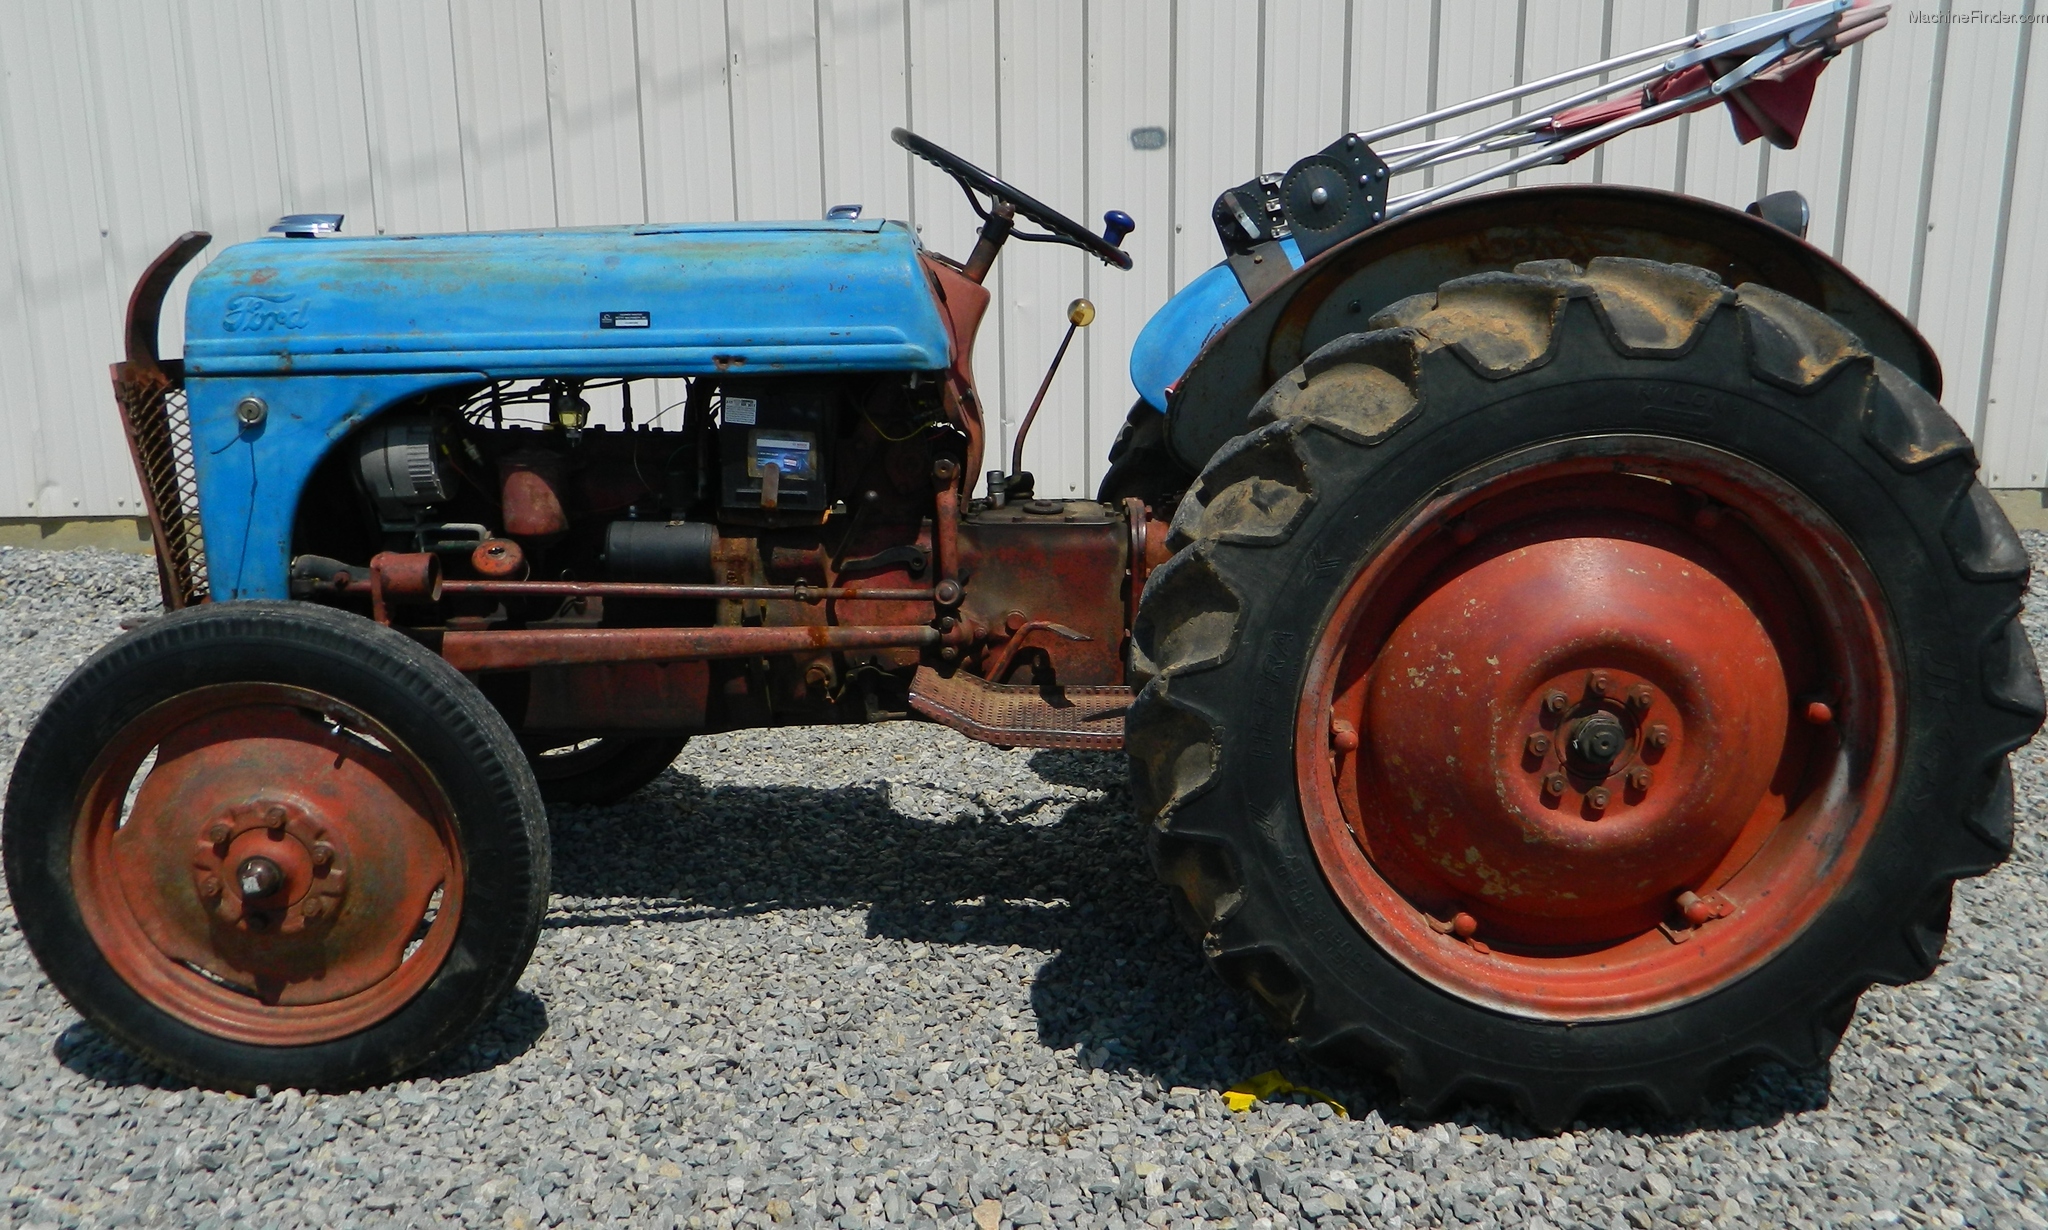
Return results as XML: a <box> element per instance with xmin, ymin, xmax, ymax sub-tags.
<box><xmin>368</xmin><ymin>552</ymin><xmax>441</xmax><ymax>624</ymax></box>
<box><xmin>69</xmin><ymin>683</ymin><xmax>461</xmax><ymax>1044</ymax></box>
<box><xmin>955</xmin><ymin>500</ymin><xmax>1129</xmax><ymax>687</ymax></box>
<box><xmin>499</xmin><ymin>450</ymin><xmax>570</xmax><ymax>540</ymax></box>
<box><xmin>1294</xmin><ymin>440</ymin><xmax>1900</xmax><ymax>1020</ymax></box>
<box><xmin>437</xmin><ymin>579</ymin><xmax>932</xmax><ymax>603</ymax></box>
<box><xmin>523</xmin><ymin>661</ymin><xmax>711</xmax><ymax>731</ymax></box>
<box><xmin>440</xmin><ymin>623</ymin><xmax>940</xmax><ymax>672</ymax></box>
<box><xmin>470</xmin><ymin>538</ymin><xmax>527</xmax><ymax>579</ymax></box>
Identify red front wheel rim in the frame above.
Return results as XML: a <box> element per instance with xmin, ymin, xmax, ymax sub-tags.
<box><xmin>70</xmin><ymin>683</ymin><xmax>465</xmax><ymax>1046</ymax></box>
<box><xmin>1296</xmin><ymin>437</ymin><xmax>1901</xmax><ymax>1019</ymax></box>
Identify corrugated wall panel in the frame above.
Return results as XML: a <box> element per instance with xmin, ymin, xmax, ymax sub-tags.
<box><xmin>450</xmin><ymin>0</ymin><xmax>557</xmax><ymax>232</ymax></box>
<box><xmin>636</xmin><ymin>0</ymin><xmax>737</xmax><ymax>225</ymax></box>
<box><xmin>543</xmin><ymin>0</ymin><xmax>647</xmax><ymax>227</ymax></box>
<box><xmin>0</xmin><ymin>24</ymin><xmax>40</xmax><ymax>517</ymax></box>
<box><xmin>904</xmin><ymin>0</ymin><xmax>998</xmax><ymax>269</ymax></box>
<box><xmin>4</xmin><ymin>1</ymin><xmax>2045</xmax><ymax>518</ymax></box>
<box><xmin>1171</xmin><ymin>4</ymin><xmax>1259</xmax><ymax>300</ymax></box>
<box><xmin>817</xmin><ymin>0</ymin><xmax>914</xmax><ymax>226</ymax></box>
<box><xmin>358</xmin><ymin>0</ymin><xmax>469</xmax><ymax>236</ymax></box>
<box><xmin>1914</xmin><ymin>23</ymin><xmax>2030</xmax><ymax>440</ymax></box>
<box><xmin>1084</xmin><ymin>0</ymin><xmax>1176</xmax><ymax>484</ymax></box>
<box><xmin>994</xmin><ymin>0</ymin><xmax>1090</xmax><ymax>496</ymax></box>
<box><xmin>0</xmin><ymin>2</ymin><xmax>128</xmax><ymax>518</ymax></box>
<box><xmin>1980</xmin><ymin>17</ymin><xmax>2041</xmax><ymax>488</ymax></box>
<box><xmin>727</xmin><ymin>0</ymin><xmax>825</xmax><ymax>221</ymax></box>
<box><xmin>1837</xmin><ymin>5</ymin><xmax>1947</xmax><ymax>313</ymax></box>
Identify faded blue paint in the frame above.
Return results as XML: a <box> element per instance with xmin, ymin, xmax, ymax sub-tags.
<box><xmin>183</xmin><ymin>217</ymin><xmax>952</xmax><ymax>601</ymax></box>
<box><xmin>191</xmin><ymin>374</ymin><xmax>484</xmax><ymax>600</ymax></box>
<box><xmin>183</xmin><ymin>219</ymin><xmax>950</xmax><ymax>377</ymax></box>
<box><xmin>1128</xmin><ymin>239</ymin><xmax>1301</xmax><ymax>413</ymax></box>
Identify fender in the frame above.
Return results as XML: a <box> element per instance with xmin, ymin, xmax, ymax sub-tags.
<box><xmin>1161</xmin><ymin>184</ymin><xmax>1940</xmax><ymax>474</ymax></box>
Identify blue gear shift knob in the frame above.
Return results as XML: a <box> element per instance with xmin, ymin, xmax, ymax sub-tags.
<box><xmin>1101</xmin><ymin>210</ymin><xmax>1135</xmax><ymax>248</ymax></box>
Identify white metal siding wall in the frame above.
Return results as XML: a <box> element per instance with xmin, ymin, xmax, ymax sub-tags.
<box><xmin>0</xmin><ymin>0</ymin><xmax>2040</xmax><ymax>516</ymax></box>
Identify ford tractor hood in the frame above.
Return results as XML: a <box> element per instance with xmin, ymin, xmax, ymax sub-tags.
<box><xmin>183</xmin><ymin>219</ymin><xmax>951</xmax><ymax>378</ymax></box>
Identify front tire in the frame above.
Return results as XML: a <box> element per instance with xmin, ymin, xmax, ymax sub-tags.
<box><xmin>3</xmin><ymin>602</ymin><xmax>551</xmax><ymax>1091</ymax></box>
<box><xmin>1128</xmin><ymin>258</ymin><xmax>2042</xmax><ymax>1126</ymax></box>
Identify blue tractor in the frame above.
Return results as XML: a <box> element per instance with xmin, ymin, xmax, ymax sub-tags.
<box><xmin>7</xmin><ymin>2</ymin><xmax>2037</xmax><ymax>1126</ymax></box>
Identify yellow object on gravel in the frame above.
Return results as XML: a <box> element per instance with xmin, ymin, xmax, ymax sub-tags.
<box><xmin>1221</xmin><ymin>1071</ymin><xmax>1347</xmax><ymax>1117</ymax></box>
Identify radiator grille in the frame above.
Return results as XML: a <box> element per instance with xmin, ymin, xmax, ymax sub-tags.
<box><xmin>113</xmin><ymin>365</ymin><xmax>209</xmax><ymax>608</ymax></box>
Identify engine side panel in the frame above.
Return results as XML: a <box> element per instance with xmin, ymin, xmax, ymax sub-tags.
<box><xmin>1162</xmin><ymin>185</ymin><xmax>1941</xmax><ymax>473</ymax></box>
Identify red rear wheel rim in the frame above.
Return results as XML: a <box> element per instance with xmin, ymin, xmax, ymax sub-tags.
<box><xmin>1295</xmin><ymin>437</ymin><xmax>1900</xmax><ymax>1019</ymax></box>
<box><xmin>71</xmin><ymin>683</ymin><xmax>464</xmax><ymax>1045</ymax></box>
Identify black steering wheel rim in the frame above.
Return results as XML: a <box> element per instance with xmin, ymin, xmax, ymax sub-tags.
<box><xmin>892</xmin><ymin>128</ymin><xmax>1133</xmax><ymax>270</ymax></box>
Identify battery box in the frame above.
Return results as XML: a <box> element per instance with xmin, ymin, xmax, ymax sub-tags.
<box><xmin>718</xmin><ymin>380</ymin><xmax>832</xmax><ymax>513</ymax></box>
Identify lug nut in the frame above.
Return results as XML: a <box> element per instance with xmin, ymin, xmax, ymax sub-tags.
<box><xmin>264</xmin><ymin>805</ymin><xmax>288</xmax><ymax>835</ymax></box>
<box><xmin>198</xmin><ymin>875</ymin><xmax>222</xmax><ymax>900</ymax></box>
<box><xmin>1627</xmin><ymin>683</ymin><xmax>1654</xmax><ymax>711</ymax></box>
<box><xmin>1586</xmin><ymin>786</ymin><xmax>1611</xmax><ymax>810</ymax></box>
<box><xmin>1525</xmin><ymin>733</ymin><xmax>1551</xmax><ymax>757</ymax></box>
<box><xmin>1449</xmin><ymin>912</ymin><xmax>1479</xmax><ymax>939</ymax></box>
<box><xmin>1626</xmin><ymin>765</ymin><xmax>1654</xmax><ymax>791</ymax></box>
<box><xmin>1645</xmin><ymin>722</ymin><xmax>1670</xmax><ymax>750</ymax></box>
<box><xmin>1542</xmin><ymin>690</ymin><xmax>1570</xmax><ymax>715</ymax></box>
<box><xmin>1588</xmin><ymin>671</ymin><xmax>1612</xmax><ymax>697</ymax></box>
<box><xmin>1677</xmin><ymin>890</ymin><xmax>1715</xmax><ymax>927</ymax></box>
<box><xmin>205</xmin><ymin>820</ymin><xmax>233</xmax><ymax>847</ymax></box>
<box><xmin>1542</xmin><ymin>772</ymin><xmax>1568</xmax><ymax>796</ymax></box>
<box><xmin>310</xmin><ymin>842</ymin><xmax>335</xmax><ymax>872</ymax></box>
<box><xmin>301</xmin><ymin>897</ymin><xmax>325</xmax><ymax>920</ymax></box>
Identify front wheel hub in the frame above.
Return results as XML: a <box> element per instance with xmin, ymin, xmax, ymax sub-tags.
<box><xmin>1566</xmin><ymin>711</ymin><xmax>1627</xmax><ymax>772</ymax></box>
<box><xmin>1297</xmin><ymin>442</ymin><xmax>1899</xmax><ymax>1019</ymax></box>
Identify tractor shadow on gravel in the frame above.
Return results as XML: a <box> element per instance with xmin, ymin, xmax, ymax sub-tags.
<box><xmin>538</xmin><ymin>747</ymin><xmax>1836</xmax><ymax>1139</ymax></box>
<box><xmin>51</xmin><ymin>989</ymin><xmax>553</xmax><ymax>1091</ymax></box>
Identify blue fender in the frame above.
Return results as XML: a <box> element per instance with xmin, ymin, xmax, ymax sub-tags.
<box><xmin>1128</xmin><ymin>240</ymin><xmax>1301</xmax><ymax>413</ymax></box>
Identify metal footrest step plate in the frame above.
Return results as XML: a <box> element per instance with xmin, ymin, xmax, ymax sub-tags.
<box><xmin>908</xmin><ymin>666</ymin><xmax>1132</xmax><ymax>750</ymax></box>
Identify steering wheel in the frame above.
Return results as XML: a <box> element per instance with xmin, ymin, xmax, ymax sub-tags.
<box><xmin>892</xmin><ymin>128</ymin><xmax>1133</xmax><ymax>270</ymax></box>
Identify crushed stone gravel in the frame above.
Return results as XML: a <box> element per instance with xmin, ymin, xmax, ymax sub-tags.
<box><xmin>1</xmin><ymin>540</ymin><xmax>2045</xmax><ymax>1230</ymax></box>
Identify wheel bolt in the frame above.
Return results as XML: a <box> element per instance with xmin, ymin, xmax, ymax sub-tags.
<box><xmin>310</xmin><ymin>842</ymin><xmax>335</xmax><ymax>871</ymax></box>
<box><xmin>1525</xmin><ymin>733</ymin><xmax>1551</xmax><ymax>757</ymax></box>
<box><xmin>199</xmin><ymin>875</ymin><xmax>222</xmax><ymax>900</ymax></box>
<box><xmin>204</xmin><ymin>820</ymin><xmax>233</xmax><ymax>847</ymax></box>
<box><xmin>1586</xmin><ymin>786</ymin><xmax>1611</xmax><ymax>810</ymax></box>
<box><xmin>301</xmin><ymin>897</ymin><xmax>325</xmax><ymax>920</ymax></box>
<box><xmin>1588</xmin><ymin>671</ymin><xmax>1612</xmax><ymax>697</ymax></box>
<box><xmin>1542</xmin><ymin>690</ymin><xmax>1569</xmax><ymax>715</ymax></box>
<box><xmin>264</xmin><ymin>805</ymin><xmax>288</xmax><ymax>835</ymax></box>
<box><xmin>1542</xmin><ymin>772</ymin><xmax>1568</xmax><ymax>796</ymax></box>
<box><xmin>1627</xmin><ymin>765</ymin><xmax>1653</xmax><ymax>791</ymax></box>
<box><xmin>1627</xmin><ymin>683</ymin><xmax>1654</xmax><ymax>711</ymax></box>
<box><xmin>1645</xmin><ymin>722</ymin><xmax>1670</xmax><ymax>750</ymax></box>
<box><xmin>1450</xmin><ymin>912</ymin><xmax>1479</xmax><ymax>939</ymax></box>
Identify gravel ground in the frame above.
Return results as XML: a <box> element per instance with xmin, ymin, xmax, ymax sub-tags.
<box><xmin>1</xmin><ymin>541</ymin><xmax>2045</xmax><ymax>1230</ymax></box>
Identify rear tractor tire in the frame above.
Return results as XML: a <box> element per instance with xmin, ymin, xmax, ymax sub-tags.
<box><xmin>1128</xmin><ymin>257</ymin><xmax>2043</xmax><ymax>1127</ymax></box>
<box><xmin>3</xmin><ymin>602</ymin><xmax>551</xmax><ymax>1091</ymax></box>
